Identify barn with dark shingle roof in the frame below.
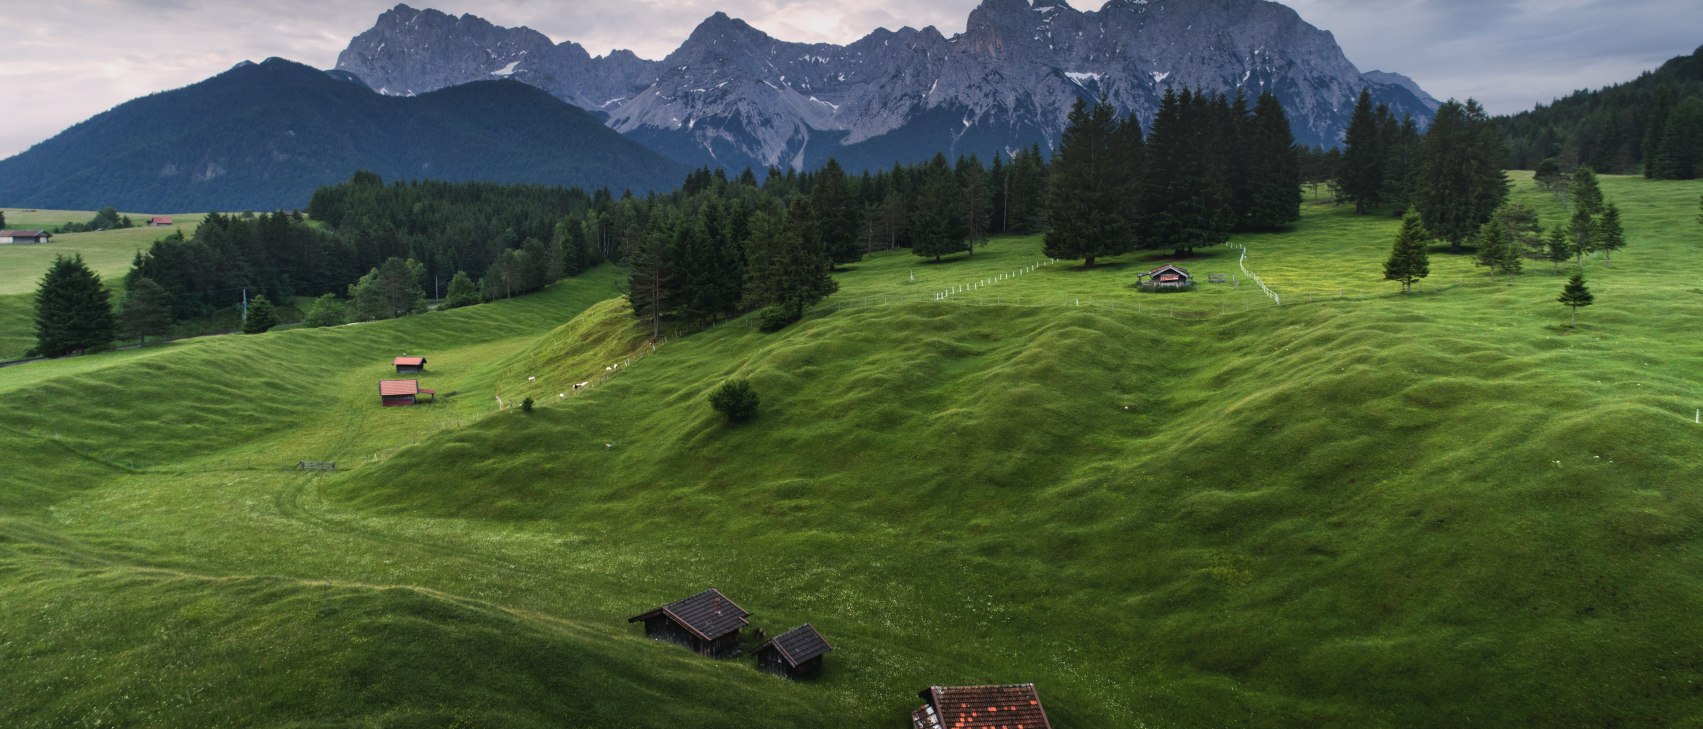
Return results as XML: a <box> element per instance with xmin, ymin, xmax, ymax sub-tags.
<box><xmin>753</xmin><ymin>624</ymin><xmax>832</xmax><ymax>680</ymax></box>
<box><xmin>910</xmin><ymin>684</ymin><xmax>1053</xmax><ymax>729</ymax></box>
<box><xmin>628</xmin><ymin>588</ymin><xmax>750</xmax><ymax>659</ymax></box>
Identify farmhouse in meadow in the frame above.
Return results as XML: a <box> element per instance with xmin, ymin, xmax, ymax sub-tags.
<box><xmin>752</xmin><ymin>624</ymin><xmax>832</xmax><ymax>680</ymax></box>
<box><xmin>148</xmin><ymin>217</ymin><xmax>174</xmax><ymax>227</ymax></box>
<box><xmin>910</xmin><ymin>684</ymin><xmax>1053</xmax><ymax>729</ymax></box>
<box><xmin>628</xmin><ymin>588</ymin><xmax>750</xmax><ymax>658</ymax></box>
<box><xmin>394</xmin><ymin>356</ymin><xmax>426</xmax><ymax>374</ymax></box>
<box><xmin>378</xmin><ymin>379</ymin><xmax>435</xmax><ymax>406</ymax></box>
<box><xmin>1138</xmin><ymin>263</ymin><xmax>1193</xmax><ymax>290</ymax></box>
<box><xmin>0</xmin><ymin>230</ymin><xmax>52</xmax><ymax>244</ymax></box>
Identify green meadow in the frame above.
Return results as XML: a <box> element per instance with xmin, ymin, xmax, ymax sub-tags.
<box><xmin>3</xmin><ymin>174</ymin><xmax>1703</xmax><ymax>727</ymax></box>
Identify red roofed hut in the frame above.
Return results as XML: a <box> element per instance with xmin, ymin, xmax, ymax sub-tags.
<box><xmin>1138</xmin><ymin>263</ymin><xmax>1193</xmax><ymax>290</ymax></box>
<box><xmin>378</xmin><ymin>379</ymin><xmax>435</xmax><ymax>406</ymax></box>
<box><xmin>753</xmin><ymin>624</ymin><xmax>832</xmax><ymax>680</ymax></box>
<box><xmin>628</xmin><ymin>588</ymin><xmax>750</xmax><ymax>658</ymax></box>
<box><xmin>393</xmin><ymin>356</ymin><xmax>426</xmax><ymax>374</ymax></box>
<box><xmin>148</xmin><ymin>217</ymin><xmax>174</xmax><ymax>227</ymax></box>
<box><xmin>910</xmin><ymin>684</ymin><xmax>1053</xmax><ymax>729</ymax></box>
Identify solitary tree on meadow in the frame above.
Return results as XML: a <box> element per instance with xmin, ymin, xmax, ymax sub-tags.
<box><xmin>242</xmin><ymin>295</ymin><xmax>279</xmax><ymax>334</ymax></box>
<box><xmin>1568</xmin><ymin>166</ymin><xmax>1604</xmax><ymax>216</ymax></box>
<box><xmin>1596</xmin><ymin>203</ymin><xmax>1625</xmax><ymax>265</ymax></box>
<box><xmin>1544</xmin><ymin>226</ymin><xmax>1571</xmax><ymax>273</ymax></box>
<box><xmin>1568</xmin><ymin>206</ymin><xmax>1597</xmax><ymax>267</ymax></box>
<box><xmin>1474</xmin><ymin>220</ymin><xmax>1522</xmax><ymax>276</ymax></box>
<box><xmin>34</xmin><ymin>254</ymin><xmax>116</xmax><ymax>357</ymax></box>
<box><xmin>441</xmin><ymin>270</ymin><xmax>482</xmax><ymax>309</ymax></box>
<box><xmin>1558</xmin><ymin>272</ymin><xmax>1594</xmax><ymax>327</ymax></box>
<box><xmin>1384</xmin><ymin>211</ymin><xmax>1432</xmax><ymax>293</ymax></box>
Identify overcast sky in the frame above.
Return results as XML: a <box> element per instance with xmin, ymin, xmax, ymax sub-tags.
<box><xmin>3</xmin><ymin>0</ymin><xmax>1699</xmax><ymax>158</ymax></box>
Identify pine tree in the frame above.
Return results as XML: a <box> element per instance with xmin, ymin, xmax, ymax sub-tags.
<box><xmin>442</xmin><ymin>270</ymin><xmax>481</xmax><ymax>309</ymax></box>
<box><xmin>119</xmin><ymin>276</ymin><xmax>173</xmax><ymax>346</ymax></box>
<box><xmin>1474</xmin><ymin>220</ymin><xmax>1522</xmax><ymax>276</ymax></box>
<box><xmin>811</xmin><ymin>158</ymin><xmax>861</xmax><ymax>266</ymax></box>
<box><xmin>242</xmin><ymin>295</ymin><xmax>279</xmax><ymax>334</ymax></box>
<box><xmin>1384</xmin><ymin>211</ymin><xmax>1432</xmax><ymax>293</ymax></box>
<box><xmin>1381</xmin><ymin>115</ymin><xmax>1422</xmax><ymax>215</ymax></box>
<box><xmin>1493</xmin><ymin>204</ymin><xmax>1545</xmax><ymax>264</ymax></box>
<box><xmin>1568</xmin><ymin>166</ymin><xmax>1604</xmax><ymax>216</ymax></box>
<box><xmin>1569</xmin><ymin>205</ymin><xmax>1597</xmax><ymax>267</ymax></box>
<box><xmin>1654</xmin><ymin>97</ymin><xmax>1703</xmax><ymax>180</ymax></box>
<box><xmin>34</xmin><ymin>254</ymin><xmax>116</xmax><ymax>357</ymax></box>
<box><xmin>742</xmin><ymin>203</ymin><xmax>837</xmax><ymax>320</ymax></box>
<box><xmin>303</xmin><ymin>293</ymin><xmax>347</xmax><ymax>327</ymax></box>
<box><xmin>349</xmin><ymin>257</ymin><xmax>427</xmax><ymax>319</ymax></box>
<box><xmin>1544</xmin><ymin>225</ymin><xmax>1571</xmax><ymax>273</ymax></box>
<box><xmin>957</xmin><ymin>155</ymin><xmax>993</xmax><ymax>252</ymax></box>
<box><xmin>1044</xmin><ymin>99</ymin><xmax>1134</xmax><ymax>268</ymax></box>
<box><xmin>1416</xmin><ymin>99</ymin><xmax>1509</xmax><ymax>251</ymax></box>
<box><xmin>1243</xmin><ymin>92</ymin><xmax>1303</xmax><ymax>230</ymax></box>
<box><xmin>911</xmin><ymin>154</ymin><xmax>969</xmax><ymax>262</ymax></box>
<box><xmin>1558</xmin><ymin>272</ymin><xmax>1594</xmax><ymax>327</ymax></box>
<box><xmin>1142</xmin><ymin>89</ymin><xmax>1233</xmax><ymax>254</ymax></box>
<box><xmin>1340</xmin><ymin>88</ymin><xmax>1385</xmax><ymax>214</ymax></box>
<box><xmin>628</xmin><ymin>210</ymin><xmax>677</xmax><ymax>340</ymax></box>
<box><xmin>1596</xmin><ymin>202</ymin><xmax>1625</xmax><ymax>265</ymax></box>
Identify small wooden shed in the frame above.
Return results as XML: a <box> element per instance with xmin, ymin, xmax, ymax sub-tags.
<box><xmin>753</xmin><ymin>624</ymin><xmax>832</xmax><ymax>680</ymax></box>
<box><xmin>0</xmin><ymin>230</ymin><xmax>52</xmax><ymax>244</ymax></box>
<box><xmin>628</xmin><ymin>588</ymin><xmax>750</xmax><ymax>659</ymax></box>
<box><xmin>1138</xmin><ymin>263</ymin><xmax>1193</xmax><ymax>289</ymax></box>
<box><xmin>910</xmin><ymin>684</ymin><xmax>1053</xmax><ymax>729</ymax></box>
<box><xmin>148</xmin><ymin>217</ymin><xmax>174</xmax><ymax>227</ymax></box>
<box><xmin>379</xmin><ymin>379</ymin><xmax>435</xmax><ymax>406</ymax></box>
<box><xmin>394</xmin><ymin>356</ymin><xmax>426</xmax><ymax>374</ymax></box>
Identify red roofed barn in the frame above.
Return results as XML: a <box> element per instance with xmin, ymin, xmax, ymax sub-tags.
<box><xmin>148</xmin><ymin>217</ymin><xmax>174</xmax><ymax>227</ymax></box>
<box><xmin>394</xmin><ymin>356</ymin><xmax>426</xmax><ymax>374</ymax></box>
<box><xmin>911</xmin><ymin>684</ymin><xmax>1053</xmax><ymax>729</ymax></box>
<box><xmin>378</xmin><ymin>379</ymin><xmax>435</xmax><ymax>406</ymax></box>
<box><xmin>628</xmin><ymin>588</ymin><xmax>750</xmax><ymax>658</ymax></box>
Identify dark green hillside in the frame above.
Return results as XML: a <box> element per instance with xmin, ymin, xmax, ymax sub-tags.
<box><xmin>1502</xmin><ymin>45</ymin><xmax>1703</xmax><ymax>174</ymax></box>
<box><xmin>0</xmin><ymin>59</ymin><xmax>687</xmax><ymax>212</ymax></box>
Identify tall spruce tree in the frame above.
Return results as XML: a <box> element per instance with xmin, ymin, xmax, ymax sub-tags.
<box><xmin>1568</xmin><ymin>166</ymin><xmax>1604</xmax><ymax>216</ymax></box>
<box><xmin>1141</xmin><ymin>89</ymin><xmax>1234</xmax><ymax>254</ymax></box>
<box><xmin>911</xmin><ymin>154</ymin><xmax>970</xmax><ymax>262</ymax></box>
<box><xmin>1558</xmin><ymin>272</ymin><xmax>1594</xmax><ymax>327</ymax></box>
<box><xmin>1243</xmin><ymin>92</ymin><xmax>1303</xmax><ymax>230</ymax></box>
<box><xmin>1544</xmin><ymin>225</ymin><xmax>1571</xmax><ymax>273</ymax></box>
<box><xmin>1474</xmin><ymin>220</ymin><xmax>1522</xmax><ymax>276</ymax></box>
<box><xmin>442</xmin><ymin>271</ymin><xmax>481</xmax><ymax>309</ymax></box>
<box><xmin>628</xmin><ymin>209</ymin><xmax>677</xmax><ymax>340</ymax></box>
<box><xmin>811</xmin><ymin>158</ymin><xmax>862</xmax><ymax>266</ymax></box>
<box><xmin>1384</xmin><ymin>211</ymin><xmax>1432</xmax><ymax>293</ymax></box>
<box><xmin>1654</xmin><ymin>97</ymin><xmax>1703</xmax><ymax>180</ymax></box>
<box><xmin>1569</xmin><ymin>205</ymin><xmax>1597</xmax><ymax>267</ymax></box>
<box><xmin>742</xmin><ymin>203</ymin><xmax>837</xmax><ymax>319</ymax></box>
<box><xmin>1340</xmin><ymin>88</ymin><xmax>1385</xmax><ymax>214</ymax></box>
<box><xmin>1416</xmin><ymin>99</ymin><xmax>1509</xmax><ymax>251</ymax></box>
<box><xmin>1596</xmin><ymin>202</ymin><xmax>1626</xmax><ymax>265</ymax></box>
<box><xmin>1045</xmin><ymin>99</ymin><xmax>1135</xmax><ymax>268</ymax></box>
<box><xmin>1382</xmin><ymin>114</ymin><xmax>1422</xmax><ymax>214</ymax></box>
<box><xmin>34</xmin><ymin>254</ymin><xmax>116</xmax><ymax>357</ymax></box>
<box><xmin>957</xmin><ymin>155</ymin><xmax>993</xmax><ymax>251</ymax></box>
<box><xmin>119</xmin><ymin>275</ymin><xmax>173</xmax><ymax>346</ymax></box>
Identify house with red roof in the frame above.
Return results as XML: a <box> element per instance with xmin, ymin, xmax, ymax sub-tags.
<box><xmin>378</xmin><ymin>379</ymin><xmax>435</xmax><ymax>406</ymax></box>
<box><xmin>1138</xmin><ymin>263</ymin><xmax>1193</xmax><ymax>290</ymax></box>
<box><xmin>393</xmin><ymin>356</ymin><xmax>426</xmax><ymax>374</ymax></box>
<box><xmin>910</xmin><ymin>684</ymin><xmax>1053</xmax><ymax>729</ymax></box>
<box><xmin>148</xmin><ymin>217</ymin><xmax>174</xmax><ymax>227</ymax></box>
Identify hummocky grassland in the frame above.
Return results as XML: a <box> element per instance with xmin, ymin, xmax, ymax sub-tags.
<box><xmin>3</xmin><ymin>174</ymin><xmax>1703</xmax><ymax>727</ymax></box>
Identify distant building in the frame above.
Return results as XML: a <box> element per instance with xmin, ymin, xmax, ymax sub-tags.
<box><xmin>628</xmin><ymin>588</ymin><xmax>750</xmax><ymax>659</ymax></box>
<box><xmin>1138</xmin><ymin>263</ymin><xmax>1193</xmax><ymax>289</ymax></box>
<box><xmin>911</xmin><ymin>684</ymin><xmax>1053</xmax><ymax>729</ymax></box>
<box><xmin>148</xmin><ymin>217</ymin><xmax>174</xmax><ymax>227</ymax></box>
<box><xmin>393</xmin><ymin>356</ymin><xmax>426</xmax><ymax>374</ymax></box>
<box><xmin>0</xmin><ymin>230</ymin><xmax>52</xmax><ymax>244</ymax></box>
<box><xmin>753</xmin><ymin>624</ymin><xmax>832</xmax><ymax>680</ymax></box>
<box><xmin>378</xmin><ymin>379</ymin><xmax>435</xmax><ymax>406</ymax></box>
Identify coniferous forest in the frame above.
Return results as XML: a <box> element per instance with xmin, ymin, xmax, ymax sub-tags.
<box><xmin>1501</xmin><ymin>45</ymin><xmax>1703</xmax><ymax>177</ymax></box>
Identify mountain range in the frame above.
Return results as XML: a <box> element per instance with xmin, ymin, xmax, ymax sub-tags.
<box><xmin>0</xmin><ymin>59</ymin><xmax>686</xmax><ymax>212</ymax></box>
<box><xmin>337</xmin><ymin>1</ymin><xmax>1438</xmax><ymax>172</ymax></box>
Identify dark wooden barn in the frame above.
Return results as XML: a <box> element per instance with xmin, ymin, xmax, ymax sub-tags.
<box><xmin>378</xmin><ymin>379</ymin><xmax>435</xmax><ymax>406</ymax></box>
<box><xmin>1138</xmin><ymin>263</ymin><xmax>1193</xmax><ymax>289</ymax></box>
<box><xmin>628</xmin><ymin>588</ymin><xmax>750</xmax><ymax>659</ymax></box>
<box><xmin>910</xmin><ymin>683</ymin><xmax>1053</xmax><ymax>729</ymax></box>
<box><xmin>753</xmin><ymin>624</ymin><xmax>832</xmax><ymax>680</ymax></box>
<box><xmin>394</xmin><ymin>356</ymin><xmax>427</xmax><ymax>374</ymax></box>
<box><xmin>0</xmin><ymin>229</ymin><xmax>52</xmax><ymax>244</ymax></box>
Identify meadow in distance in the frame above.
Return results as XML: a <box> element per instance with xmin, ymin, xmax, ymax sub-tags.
<box><xmin>3</xmin><ymin>170</ymin><xmax>1703</xmax><ymax>726</ymax></box>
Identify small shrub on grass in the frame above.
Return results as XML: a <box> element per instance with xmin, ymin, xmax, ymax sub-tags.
<box><xmin>757</xmin><ymin>306</ymin><xmax>799</xmax><ymax>332</ymax></box>
<box><xmin>709</xmin><ymin>379</ymin><xmax>759</xmax><ymax>423</ymax></box>
<box><xmin>521</xmin><ymin>397</ymin><xmax>534</xmax><ymax>413</ymax></box>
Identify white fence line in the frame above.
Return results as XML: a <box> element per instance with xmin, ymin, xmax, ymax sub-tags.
<box><xmin>935</xmin><ymin>258</ymin><xmax>1057</xmax><ymax>301</ymax></box>
<box><xmin>1229</xmin><ymin>243</ymin><xmax>1281</xmax><ymax>305</ymax></box>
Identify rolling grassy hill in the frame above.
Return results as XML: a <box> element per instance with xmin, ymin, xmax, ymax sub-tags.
<box><xmin>3</xmin><ymin>174</ymin><xmax>1702</xmax><ymax>727</ymax></box>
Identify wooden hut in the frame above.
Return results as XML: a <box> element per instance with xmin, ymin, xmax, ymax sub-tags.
<box><xmin>0</xmin><ymin>230</ymin><xmax>52</xmax><ymax>244</ymax></box>
<box><xmin>910</xmin><ymin>684</ymin><xmax>1053</xmax><ymax>729</ymax></box>
<box><xmin>394</xmin><ymin>356</ymin><xmax>427</xmax><ymax>374</ymax></box>
<box><xmin>628</xmin><ymin>588</ymin><xmax>750</xmax><ymax>658</ymax></box>
<box><xmin>753</xmin><ymin>624</ymin><xmax>832</xmax><ymax>680</ymax></box>
<box><xmin>378</xmin><ymin>379</ymin><xmax>435</xmax><ymax>406</ymax></box>
<box><xmin>148</xmin><ymin>217</ymin><xmax>174</xmax><ymax>227</ymax></box>
<box><xmin>1138</xmin><ymin>263</ymin><xmax>1193</xmax><ymax>290</ymax></box>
